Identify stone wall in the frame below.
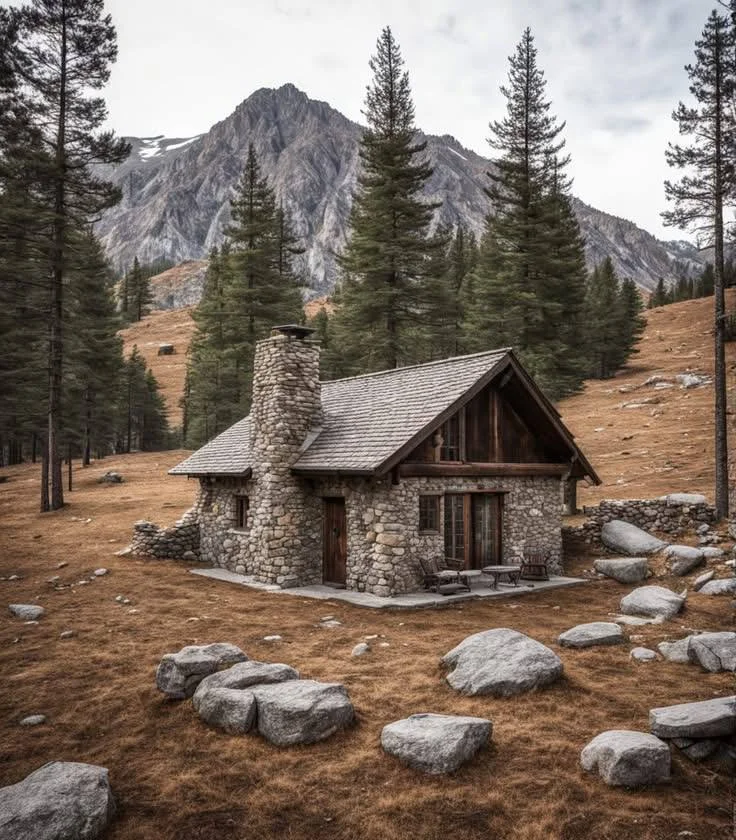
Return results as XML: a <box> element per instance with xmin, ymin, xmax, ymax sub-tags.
<box><xmin>130</xmin><ymin>508</ymin><xmax>200</xmax><ymax>560</ymax></box>
<box><xmin>564</xmin><ymin>496</ymin><xmax>717</xmax><ymax>550</ymax></box>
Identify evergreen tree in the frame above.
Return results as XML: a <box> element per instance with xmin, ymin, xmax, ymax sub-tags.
<box><xmin>467</xmin><ymin>28</ymin><xmax>589</xmax><ymax>399</ymax></box>
<box><xmin>9</xmin><ymin>0</ymin><xmax>129</xmax><ymax>509</ymax></box>
<box><xmin>329</xmin><ymin>27</ymin><xmax>442</xmax><ymax>375</ymax></box>
<box><xmin>129</xmin><ymin>255</ymin><xmax>153</xmax><ymax>321</ymax></box>
<box><xmin>184</xmin><ymin>147</ymin><xmax>303</xmax><ymax>446</ymax></box>
<box><xmin>648</xmin><ymin>278</ymin><xmax>667</xmax><ymax>308</ymax></box>
<box><xmin>663</xmin><ymin>9</ymin><xmax>735</xmax><ymax>518</ymax></box>
<box><xmin>617</xmin><ymin>277</ymin><xmax>646</xmax><ymax>368</ymax></box>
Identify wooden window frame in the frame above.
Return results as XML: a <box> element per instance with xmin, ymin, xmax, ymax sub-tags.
<box><xmin>418</xmin><ymin>495</ymin><xmax>441</xmax><ymax>534</ymax></box>
<box><xmin>234</xmin><ymin>495</ymin><xmax>249</xmax><ymax>530</ymax></box>
<box><xmin>439</xmin><ymin>411</ymin><xmax>464</xmax><ymax>462</ymax></box>
<box><xmin>443</xmin><ymin>492</ymin><xmax>503</xmax><ymax>570</ymax></box>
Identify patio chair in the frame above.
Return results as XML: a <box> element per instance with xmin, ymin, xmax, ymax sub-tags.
<box><xmin>520</xmin><ymin>547</ymin><xmax>550</xmax><ymax>581</ymax></box>
<box><xmin>418</xmin><ymin>557</ymin><xmax>470</xmax><ymax>594</ymax></box>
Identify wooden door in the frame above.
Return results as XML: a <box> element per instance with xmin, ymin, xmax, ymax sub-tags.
<box><xmin>444</xmin><ymin>493</ymin><xmax>502</xmax><ymax>570</ymax></box>
<box><xmin>323</xmin><ymin>498</ymin><xmax>347</xmax><ymax>586</ymax></box>
<box><xmin>470</xmin><ymin>494</ymin><xmax>501</xmax><ymax>569</ymax></box>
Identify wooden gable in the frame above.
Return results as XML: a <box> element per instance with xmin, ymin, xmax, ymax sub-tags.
<box><xmin>403</xmin><ymin>372</ymin><xmax>571</xmax><ymax>471</ymax></box>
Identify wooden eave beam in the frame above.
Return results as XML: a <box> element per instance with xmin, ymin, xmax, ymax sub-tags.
<box><xmin>398</xmin><ymin>462</ymin><xmax>570</xmax><ymax>478</ymax></box>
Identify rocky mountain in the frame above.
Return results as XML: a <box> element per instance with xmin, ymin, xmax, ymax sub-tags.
<box><xmin>97</xmin><ymin>83</ymin><xmax>705</xmax><ymax>300</ymax></box>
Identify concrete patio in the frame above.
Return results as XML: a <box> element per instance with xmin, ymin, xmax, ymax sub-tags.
<box><xmin>189</xmin><ymin>567</ymin><xmax>587</xmax><ymax>609</ymax></box>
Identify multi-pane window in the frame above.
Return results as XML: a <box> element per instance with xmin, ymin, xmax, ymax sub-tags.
<box><xmin>234</xmin><ymin>496</ymin><xmax>249</xmax><ymax>529</ymax></box>
<box><xmin>444</xmin><ymin>494</ymin><xmax>465</xmax><ymax>565</ymax></box>
<box><xmin>440</xmin><ymin>415</ymin><xmax>461</xmax><ymax>461</ymax></box>
<box><xmin>418</xmin><ymin>495</ymin><xmax>440</xmax><ymax>533</ymax></box>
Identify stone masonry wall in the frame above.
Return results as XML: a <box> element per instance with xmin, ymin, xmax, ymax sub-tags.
<box><xmin>313</xmin><ymin>474</ymin><xmax>563</xmax><ymax>597</ymax></box>
<box><xmin>130</xmin><ymin>507</ymin><xmax>200</xmax><ymax>560</ymax></box>
<box><xmin>564</xmin><ymin>496</ymin><xmax>716</xmax><ymax>549</ymax></box>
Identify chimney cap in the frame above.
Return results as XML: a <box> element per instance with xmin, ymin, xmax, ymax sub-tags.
<box><xmin>271</xmin><ymin>324</ymin><xmax>316</xmax><ymax>340</ymax></box>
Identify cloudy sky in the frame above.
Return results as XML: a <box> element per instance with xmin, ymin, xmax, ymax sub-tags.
<box><xmin>104</xmin><ymin>0</ymin><xmax>718</xmax><ymax>242</ymax></box>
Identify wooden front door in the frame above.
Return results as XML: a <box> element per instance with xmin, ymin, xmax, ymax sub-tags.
<box><xmin>444</xmin><ymin>493</ymin><xmax>502</xmax><ymax>569</ymax></box>
<box><xmin>323</xmin><ymin>498</ymin><xmax>347</xmax><ymax>586</ymax></box>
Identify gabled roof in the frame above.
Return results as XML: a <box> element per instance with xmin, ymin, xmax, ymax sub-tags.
<box><xmin>169</xmin><ymin>348</ymin><xmax>600</xmax><ymax>484</ymax></box>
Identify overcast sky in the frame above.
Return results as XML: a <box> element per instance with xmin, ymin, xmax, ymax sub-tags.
<box><xmin>103</xmin><ymin>0</ymin><xmax>719</xmax><ymax>242</ymax></box>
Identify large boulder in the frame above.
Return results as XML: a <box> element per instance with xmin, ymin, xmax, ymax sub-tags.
<box><xmin>593</xmin><ymin>557</ymin><xmax>649</xmax><ymax>584</ymax></box>
<box><xmin>662</xmin><ymin>493</ymin><xmax>707</xmax><ymax>506</ymax></box>
<box><xmin>0</xmin><ymin>761</ymin><xmax>114</xmax><ymax>840</ymax></box>
<box><xmin>442</xmin><ymin>629</ymin><xmax>563</xmax><ymax>697</ymax></box>
<box><xmin>601</xmin><ymin>521</ymin><xmax>668</xmax><ymax>556</ymax></box>
<box><xmin>8</xmin><ymin>604</ymin><xmax>44</xmax><ymax>621</ymax></box>
<box><xmin>558</xmin><ymin>622</ymin><xmax>625</xmax><ymax>649</ymax></box>
<box><xmin>664</xmin><ymin>545</ymin><xmax>704</xmax><ymax>577</ymax></box>
<box><xmin>649</xmin><ymin>696</ymin><xmax>736</xmax><ymax>739</ymax></box>
<box><xmin>687</xmin><ymin>632</ymin><xmax>736</xmax><ymax>673</ymax></box>
<box><xmin>698</xmin><ymin>578</ymin><xmax>736</xmax><ymax>595</ymax></box>
<box><xmin>619</xmin><ymin>586</ymin><xmax>685</xmax><ymax>620</ymax></box>
<box><xmin>580</xmin><ymin>730</ymin><xmax>670</xmax><ymax>787</ymax></box>
<box><xmin>252</xmin><ymin>680</ymin><xmax>355</xmax><ymax>746</ymax></box>
<box><xmin>192</xmin><ymin>661</ymin><xmax>299</xmax><ymax>734</ymax></box>
<box><xmin>381</xmin><ymin>713</ymin><xmax>492</xmax><ymax>774</ymax></box>
<box><xmin>155</xmin><ymin>643</ymin><xmax>247</xmax><ymax>699</ymax></box>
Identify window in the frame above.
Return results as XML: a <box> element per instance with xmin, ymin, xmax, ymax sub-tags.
<box><xmin>418</xmin><ymin>495</ymin><xmax>440</xmax><ymax>532</ymax></box>
<box><xmin>234</xmin><ymin>495</ymin><xmax>249</xmax><ymax>529</ymax></box>
<box><xmin>440</xmin><ymin>414</ymin><xmax>461</xmax><ymax>461</ymax></box>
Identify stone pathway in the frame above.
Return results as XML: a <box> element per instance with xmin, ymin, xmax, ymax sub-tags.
<box><xmin>189</xmin><ymin>568</ymin><xmax>586</xmax><ymax>609</ymax></box>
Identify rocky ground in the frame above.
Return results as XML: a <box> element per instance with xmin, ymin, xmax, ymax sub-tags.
<box><xmin>0</xmin><ymin>451</ymin><xmax>734</xmax><ymax>840</ymax></box>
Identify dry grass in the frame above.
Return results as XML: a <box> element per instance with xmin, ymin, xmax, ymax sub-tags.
<box><xmin>0</xmin><ymin>452</ymin><xmax>734</xmax><ymax>840</ymax></box>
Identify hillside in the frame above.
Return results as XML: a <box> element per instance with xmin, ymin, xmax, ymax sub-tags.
<box><xmin>97</xmin><ymin>84</ymin><xmax>704</xmax><ymax>297</ymax></box>
<box><xmin>121</xmin><ymin>293</ymin><xmax>736</xmax><ymax>506</ymax></box>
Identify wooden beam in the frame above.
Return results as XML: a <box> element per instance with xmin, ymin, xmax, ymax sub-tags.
<box><xmin>399</xmin><ymin>462</ymin><xmax>570</xmax><ymax>478</ymax></box>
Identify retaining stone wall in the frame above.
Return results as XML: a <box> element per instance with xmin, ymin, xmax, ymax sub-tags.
<box><xmin>563</xmin><ymin>497</ymin><xmax>716</xmax><ymax>550</ymax></box>
<box><xmin>130</xmin><ymin>508</ymin><xmax>200</xmax><ymax>560</ymax></box>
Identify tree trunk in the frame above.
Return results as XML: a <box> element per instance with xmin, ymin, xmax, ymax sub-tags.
<box><xmin>48</xmin><ymin>0</ymin><xmax>68</xmax><ymax>511</ymax></box>
<box><xmin>40</xmin><ymin>437</ymin><xmax>49</xmax><ymax>513</ymax></box>
<box><xmin>67</xmin><ymin>442</ymin><xmax>73</xmax><ymax>492</ymax></box>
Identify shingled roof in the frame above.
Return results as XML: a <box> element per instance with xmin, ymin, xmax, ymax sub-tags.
<box><xmin>169</xmin><ymin>348</ymin><xmax>598</xmax><ymax>482</ymax></box>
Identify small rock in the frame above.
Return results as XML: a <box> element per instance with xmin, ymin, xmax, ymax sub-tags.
<box><xmin>693</xmin><ymin>571</ymin><xmax>715</xmax><ymax>591</ymax></box>
<box><xmin>381</xmin><ymin>713</ymin><xmax>492</xmax><ymax>774</ymax></box>
<box><xmin>620</xmin><ymin>586</ymin><xmax>685</xmax><ymax>620</ymax></box>
<box><xmin>114</xmin><ymin>547</ymin><xmax>132</xmax><ymax>557</ymax></box>
<box><xmin>9</xmin><ymin>604</ymin><xmax>44</xmax><ymax>621</ymax></box>
<box><xmin>56</xmin><ymin>562</ymin><xmax>68</xmax><ymax>569</ymax></box>
<box><xmin>19</xmin><ymin>715</ymin><xmax>46</xmax><ymax>726</ymax></box>
<box><xmin>630</xmin><ymin>647</ymin><xmax>657</xmax><ymax>662</ymax></box>
<box><xmin>580</xmin><ymin>730</ymin><xmax>670</xmax><ymax>787</ymax></box>
<box><xmin>657</xmin><ymin>637</ymin><xmax>693</xmax><ymax>663</ymax></box>
<box><xmin>320</xmin><ymin>620</ymin><xmax>342</xmax><ymax>629</ymax></box>
<box><xmin>98</xmin><ymin>471</ymin><xmax>123</xmax><ymax>484</ymax></box>
<box><xmin>558</xmin><ymin>622</ymin><xmax>625</xmax><ymax>649</ymax></box>
<box><xmin>351</xmin><ymin>643</ymin><xmax>370</xmax><ymax>657</ymax></box>
<box><xmin>687</xmin><ymin>632</ymin><xmax>736</xmax><ymax>673</ymax></box>
<box><xmin>650</xmin><ymin>696</ymin><xmax>736</xmax><ymax>739</ymax></box>
<box><xmin>114</xmin><ymin>595</ymin><xmax>124</xmax><ymax>603</ymax></box>
<box><xmin>156</xmin><ymin>643</ymin><xmax>248</xmax><ymax>699</ymax></box>
<box><xmin>263</xmin><ymin>635</ymin><xmax>282</xmax><ymax>642</ymax></box>
<box><xmin>59</xmin><ymin>630</ymin><xmax>75</xmax><ymax>640</ymax></box>
<box><xmin>698</xmin><ymin>578</ymin><xmax>736</xmax><ymax>595</ymax></box>
<box><xmin>93</xmin><ymin>569</ymin><xmax>108</xmax><ymax>577</ymax></box>
<box><xmin>7</xmin><ymin>574</ymin><xmax>20</xmax><ymax>581</ymax></box>
<box><xmin>593</xmin><ymin>557</ymin><xmax>648</xmax><ymax>584</ymax></box>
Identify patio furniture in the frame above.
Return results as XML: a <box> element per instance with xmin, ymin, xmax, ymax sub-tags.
<box><xmin>520</xmin><ymin>548</ymin><xmax>550</xmax><ymax>581</ymax></box>
<box><xmin>418</xmin><ymin>558</ymin><xmax>471</xmax><ymax>595</ymax></box>
<box><xmin>481</xmin><ymin>564</ymin><xmax>522</xmax><ymax>590</ymax></box>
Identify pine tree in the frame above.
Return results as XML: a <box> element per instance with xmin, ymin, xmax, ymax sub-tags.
<box><xmin>663</xmin><ymin>9</ymin><xmax>735</xmax><ymax>518</ymax></box>
<box><xmin>129</xmin><ymin>256</ymin><xmax>153</xmax><ymax>321</ymax></box>
<box><xmin>10</xmin><ymin>0</ymin><xmax>129</xmax><ymax>510</ymax></box>
<box><xmin>648</xmin><ymin>278</ymin><xmax>667</xmax><ymax>308</ymax></box>
<box><xmin>583</xmin><ymin>259</ymin><xmax>624</xmax><ymax>379</ymax></box>
<box><xmin>617</xmin><ymin>277</ymin><xmax>646</xmax><ymax>368</ymax></box>
<box><xmin>469</xmin><ymin>28</ymin><xmax>589</xmax><ymax>399</ymax></box>
<box><xmin>184</xmin><ymin>147</ymin><xmax>303</xmax><ymax>445</ymax></box>
<box><xmin>329</xmin><ymin>27</ymin><xmax>442</xmax><ymax>375</ymax></box>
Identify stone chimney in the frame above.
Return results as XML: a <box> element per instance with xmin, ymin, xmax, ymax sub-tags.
<box><xmin>250</xmin><ymin>325</ymin><xmax>322</xmax><ymax>587</ymax></box>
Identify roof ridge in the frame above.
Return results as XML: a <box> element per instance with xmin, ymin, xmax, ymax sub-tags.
<box><xmin>320</xmin><ymin>347</ymin><xmax>511</xmax><ymax>386</ymax></box>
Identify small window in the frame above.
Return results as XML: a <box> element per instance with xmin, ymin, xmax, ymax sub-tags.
<box><xmin>440</xmin><ymin>415</ymin><xmax>461</xmax><ymax>461</ymax></box>
<box><xmin>419</xmin><ymin>495</ymin><xmax>440</xmax><ymax>533</ymax></box>
<box><xmin>234</xmin><ymin>496</ymin><xmax>249</xmax><ymax>529</ymax></box>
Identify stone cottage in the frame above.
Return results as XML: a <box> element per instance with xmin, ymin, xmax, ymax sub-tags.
<box><xmin>168</xmin><ymin>325</ymin><xmax>599</xmax><ymax>597</ymax></box>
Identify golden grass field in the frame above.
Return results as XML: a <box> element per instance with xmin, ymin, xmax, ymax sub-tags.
<box><xmin>0</xmin><ymin>293</ymin><xmax>733</xmax><ymax>839</ymax></box>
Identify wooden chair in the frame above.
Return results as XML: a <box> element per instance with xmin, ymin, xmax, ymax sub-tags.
<box><xmin>520</xmin><ymin>547</ymin><xmax>550</xmax><ymax>581</ymax></box>
<box><xmin>418</xmin><ymin>557</ymin><xmax>470</xmax><ymax>594</ymax></box>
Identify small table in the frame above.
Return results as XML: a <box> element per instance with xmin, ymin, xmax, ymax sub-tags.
<box><xmin>481</xmin><ymin>565</ymin><xmax>522</xmax><ymax>590</ymax></box>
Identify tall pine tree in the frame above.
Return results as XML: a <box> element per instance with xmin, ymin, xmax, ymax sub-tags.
<box><xmin>328</xmin><ymin>27</ymin><xmax>442</xmax><ymax>375</ymax></box>
<box><xmin>663</xmin><ymin>9</ymin><xmax>735</xmax><ymax>518</ymax></box>
<box><xmin>466</xmin><ymin>28</ymin><xmax>589</xmax><ymax>399</ymax></box>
